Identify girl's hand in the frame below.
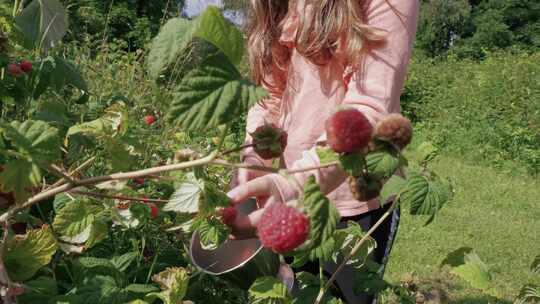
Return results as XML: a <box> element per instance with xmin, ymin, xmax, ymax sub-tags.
<box><xmin>226</xmin><ymin>174</ymin><xmax>298</xmax><ymax>239</ymax></box>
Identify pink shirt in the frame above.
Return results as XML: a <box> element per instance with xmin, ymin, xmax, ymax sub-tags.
<box><xmin>240</xmin><ymin>0</ymin><xmax>419</xmax><ymax>217</ymax></box>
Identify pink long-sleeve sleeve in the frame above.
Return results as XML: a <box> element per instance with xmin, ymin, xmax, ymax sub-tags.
<box><xmin>269</xmin><ymin>0</ymin><xmax>419</xmax><ymax>209</ymax></box>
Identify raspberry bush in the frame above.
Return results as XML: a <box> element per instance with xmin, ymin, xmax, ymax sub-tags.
<box><xmin>0</xmin><ymin>2</ymin><xmax>456</xmax><ymax>304</ymax></box>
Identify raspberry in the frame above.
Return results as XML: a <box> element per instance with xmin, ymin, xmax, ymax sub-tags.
<box><xmin>251</xmin><ymin>123</ymin><xmax>288</xmax><ymax>160</ymax></box>
<box><xmin>7</xmin><ymin>63</ymin><xmax>23</xmax><ymax>77</ymax></box>
<box><xmin>147</xmin><ymin>203</ymin><xmax>159</xmax><ymax>219</ymax></box>
<box><xmin>10</xmin><ymin>222</ymin><xmax>27</xmax><ymax>235</ymax></box>
<box><xmin>257</xmin><ymin>203</ymin><xmax>309</xmax><ymax>253</ymax></box>
<box><xmin>144</xmin><ymin>115</ymin><xmax>156</xmax><ymax>126</ymax></box>
<box><xmin>348</xmin><ymin>175</ymin><xmax>382</xmax><ymax>201</ymax></box>
<box><xmin>19</xmin><ymin>60</ymin><xmax>32</xmax><ymax>73</ymax></box>
<box><xmin>326</xmin><ymin>108</ymin><xmax>373</xmax><ymax>153</ymax></box>
<box><xmin>218</xmin><ymin>206</ymin><xmax>237</xmax><ymax>226</ymax></box>
<box><xmin>374</xmin><ymin>114</ymin><xmax>413</xmax><ymax>149</ymax></box>
<box><xmin>133</xmin><ymin>178</ymin><xmax>145</xmax><ymax>185</ymax></box>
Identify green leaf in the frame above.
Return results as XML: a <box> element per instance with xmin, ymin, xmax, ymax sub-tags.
<box><xmin>53</xmin><ymin>201</ymin><xmax>96</xmax><ymax>237</ymax></box>
<box><xmin>164</xmin><ymin>172</ymin><xmax>203</xmax><ymax>213</ymax></box>
<box><xmin>50</xmin><ymin>56</ymin><xmax>87</xmax><ymax>94</ymax></box>
<box><xmin>194</xmin><ymin>217</ymin><xmax>229</xmax><ymax>250</ymax></box>
<box><xmin>301</xmin><ymin>176</ymin><xmax>340</xmax><ymax>252</ymax></box>
<box><xmin>148</xmin><ymin>7</ymin><xmax>243</xmax><ymax>80</ymax></box>
<box><xmin>78</xmin><ymin>256</ymin><xmax>116</xmax><ymax>270</ymax></box>
<box><xmin>66</xmin><ymin>104</ymin><xmax>127</xmax><ymax>140</ymax></box>
<box><xmin>353</xmin><ymin>259</ymin><xmax>389</xmax><ymax>295</ymax></box>
<box><xmin>0</xmin><ymin>159</ymin><xmax>41</xmax><ymax>203</ymax></box>
<box><xmin>531</xmin><ymin>255</ymin><xmax>540</xmax><ymax>274</ymax></box>
<box><xmin>249</xmin><ymin>277</ymin><xmax>291</xmax><ymax>302</ymax></box>
<box><xmin>151</xmin><ymin>267</ymin><xmax>190</xmax><ymax>304</ymax></box>
<box><xmin>18</xmin><ymin>276</ymin><xmax>58</xmax><ymax>304</ymax></box>
<box><xmin>379</xmin><ymin>175</ymin><xmax>407</xmax><ymax>205</ymax></box>
<box><xmin>516</xmin><ymin>284</ymin><xmax>540</xmax><ymax>304</ymax></box>
<box><xmin>316</xmin><ymin>146</ymin><xmax>340</xmax><ymax>165</ymax></box>
<box><xmin>366</xmin><ymin>145</ymin><xmax>404</xmax><ymax>180</ymax></box>
<box><xmin>167</xmin><ymin>52</ymin><xmax>267</xmax><ymax>131</ymax></box>
<box><xmin>292</xmin><ymin>272</ymin><xmax>341</xmax><ymax>304</ymax></box>
<box><xmin>339</xmin><ymin>153</ymin><xmax>365</xmax><ymax>177</ymax></box>
<box><xmin>450</xmin><ymin>251</ymin><xmax>492</xmax><ymax>291</ymax></box>
<box><xmin>332</xmin><ymin>221</ymin><xmax>376</xmax><ymax>267</ymax></box>
<box><xmin>1</xmin><ymin>120</ymin><xmax>61</xmax><ymax>164</ymax></box>
<box><xmin>124</xmin><ymin>284</ymin><xmax>160</xmax><ymax>294</ymax></box>
<box><xmin>4</xmin><ymin>226</ymin><xmax>58</xmax><ymax>281</ymax></box>
<box><xmin>111</xmin><ymin>252</ymin><xmax>139</xmax><ymax>272</ymax></box>
<box><xmin>401</xmin><ymin>172</ymin><xmax>453</xmax><ymax>224</ymax></box>
<box><xmin>201</xmin><ymin>181</ymin><xmax>231</xmax><ymax>214</ymax></box>
<box><xmin>14</xmin><ymin>0</ymin><xmax>68</xmax><ymax>52</ymax></box>
<box><xmin>104</xmin><ymin>138</ymin><xmax>139</xmax><ymax>171</ymax></box>
<box><xmin>416</xmin><ymin>141</ymin><xmax>439</xmax><ymax>164</ymax></box>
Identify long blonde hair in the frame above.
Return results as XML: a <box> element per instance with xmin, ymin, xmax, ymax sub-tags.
<box><xmin>246</xmin><ymin>0</ymin><xmax>386</xmax><ymax>91</ymax></box>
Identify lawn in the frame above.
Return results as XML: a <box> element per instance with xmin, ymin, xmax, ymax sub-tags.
<box><xmin>385</xmin><ymin>146</ymin><xmax>540</xmax><ymax>303</ymax></box>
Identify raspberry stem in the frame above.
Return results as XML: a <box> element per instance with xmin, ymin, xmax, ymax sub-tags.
<box><xmin>314</xmin><ymin>199</ymin><xmax>400</xmax><ymax>304</ymax></box>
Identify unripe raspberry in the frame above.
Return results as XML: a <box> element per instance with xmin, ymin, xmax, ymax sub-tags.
<box><xmin>218</xmin><ymin>206</ymin><xmax>237</xmax><ymax>226</ymax></box>
<box><xmin>144</xmin><ymin>115</ymin><xmax>156</xmax><ymax>126</ymax></box>
<box><xmin>257</xmin><ymin>203</ymin><xmax>309</xmax><ymax>253</ymax></box>
<box><xmin>19</xmin><ymin>60</ymin><xmax>32</xmax><ymax>73</ymax></box>
<box><xmin>348</xmin><ymin>175</ymin><xmax>382</xmax><ymax>201</ymax></box>
<box><xmin>326</xmin><ymin>109</ymin><xmax>373</xmax><ymax>153</ymax></box>
<box><xmin>251</xmin><ymin>124</ymin><xmax>288</xmax><ymax>160</ymax></box>
<box><xmin>7</xmin><ymin>63</ymin><xmax>23</xmax><ymax>77</ymax></box>
<box><xmin>147</xmin><ymin>203</ymin><xmax>159</xmax><ymax>219</ymax></box>
<box><xmin>374</xmin><ymin>114</ymin><xmax>413</xmax><ymax>149</ymax></box>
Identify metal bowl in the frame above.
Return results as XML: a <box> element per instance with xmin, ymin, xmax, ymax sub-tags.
<box><xmin>189</xmin><ymin>199</ymin><xmax>293</xmax><ymax>290</ymax></box>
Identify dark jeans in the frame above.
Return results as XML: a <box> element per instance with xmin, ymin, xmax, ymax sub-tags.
<box><xmin>294</xmin><ymin>203</ymin><xmax>401</xmax><ymax>303</ymax></box>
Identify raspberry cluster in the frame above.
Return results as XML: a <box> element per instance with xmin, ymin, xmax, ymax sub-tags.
<box><xmin>257</xmin><ymin>203</ymin><xmax>309</xmax><ymax>253</ymax></box>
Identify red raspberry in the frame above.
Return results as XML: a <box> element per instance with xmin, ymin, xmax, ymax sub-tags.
<box><xmin>257</xmin><ymin>204</ymin><xmax>309</xmax><ymax>253</ymax></box>
<box><xmin>251</xmin><ymin>123</ymin><xmax>288</xmax><ymax>160</ymax></box>
<box><xmin>374</xmin><ymin>114</ymin><xmax>413</xmax><ymax>149</ymax></box>
<box><xmin>144</xmin><ymin>115</ymin><xmax>156</xmax><ymax>126</ymax></box>
<box><xmin>133</xmin><ymin>178</ymin><xmax>145</xmax><ymax>185</ymax></box>
<box><xmin>147</xmin><ymin>203</ymin><xmax>159</xmax><ymax>219</ymax></box>
<box><xmin>325</xmin><ymin>108</ymin><xmax>373</xmax><ymax>153</ymax></box>
<box><xmin>7</xmin><ymin>63</ymin><xmax>23</xmax><ymax>77</ymax></box>
<box><xmin>219</xmin><ymin>206</ymin><xmax>237</xmax><ymax>226</ymax></box>
<box><xmin>19</xmin><ymin>60</ymin><xmax>32</xmax><ymax>73</ymax></box>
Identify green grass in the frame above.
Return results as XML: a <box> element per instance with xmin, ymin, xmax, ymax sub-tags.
<box><xmin>385</xmin><ymin>146</ymin><xmax>540</xmax><ymax>303</ymax></box>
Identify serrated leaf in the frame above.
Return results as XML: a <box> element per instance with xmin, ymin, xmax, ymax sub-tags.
<box><xmin>124</xmin><ymin>284</ymin><xmax>160</xmax><ymax>294</ymax></box>
<box><xmin>516</xmin><ymin>284</ymin><xmax>540</xmax><ymax>304</ymax></box>
<box><xmin>302</xmin><ymin>176</ymin><xmax>340</xmax><ymax>252</ymax></box>
<box><xmin>148</xmin><ymin>7</ymin><xmax>243</xmax><ymax>80</ymax></box>
<box><xmin>292</xmin><ymin>272</ymin><xmax>340</xmax><ymax>304</ymax></box>
<box><xmin>531</xmin><ymin>255</ymin><xmax>540</xmax><ymax>274</ymax></box>
<box><xmin>78</xmin><ymin>257</ymin><xmax>116</xmax><ymax>270</ymax></box>
<box><xmin>4</xmin><ymin>226</ymin><xmax>58</xmax><ymax>281</ymax></box>
<box><xmin>366</xmin><ymin>145</ymin><xmax>404</xmax><ymax>180</ymax></box>
<box><xmin>416</xmin><ymin>141</ymin><xmax>439</xmax><ymax>164</ymax></box>
<box><xmin>104</xmin><ymin>138</ymin><xmax>139</xmax><ymax>171</ymax></box>
<box><xmin>450</xmin><ymin>251</ymin><xmax>492</xmax><ymax>291</ymax></box>
<box><xmin>14</xmin><ymin>0</ymin><xmax>68</xmax><ymax>52</ymax></box>
<box><xmin>53</xmin><ymin>192</ymin><xmax>72</xmax><ymax>212</ymax></box>
<box><xmin>152</xmin><ymin>267</ymin><xmax>190</xmax><ymax>304</ymax></box>
<box><xmin>53</xmin><ymin>201</ymin><xmax>96</xmax><ymax>237</ymax></box>
<box><xmin>0</xmin><ymin>159</ymin><xmax>41</xmax><ymax>203</ymax></box>
<box><xmin>50</xmin><ymin>56</ymin><xmax>87</xmax><ymax>98</ymax></box>
<box><xmin>164</xmin><ymin>173</ymin><xmax>202</xmax><ymax>213</ymax></box>
<box><xmin>1</xmin><ymin>120</ymin><xmax>61</xmax><ymax>164</ymax></box>
<box><xmin>194</xmin><ymin>217</ymin><xmax>229</xmax><ymax>250</ymax></box>
<box><xmin>111</xmin><ymin>252</ymin><xmax>138</xmax><ymax>272</ymax></box>
<box><xmin>401</xmin><ymin>172</ymin><xmax>453</xmax><ymax>224</ymax></box>
<box><xmin>201</xmin><ymin>181</ymin><xmax>231</xmax><ymax>215</ymax></box>
<box><xmin>332</xmin><ymin>221</ymin><xmax>376</xmax><ymax>267</ymax></box>
<box><xmin>18</xmin><ymin>276</ymin><xmax>58</xmax><ymax>304</ymax></box>
<box><xmin>167</xmin><ymin>52</ymin><xmax>267</xmax><ymax>131</ymax></box>
<box><xmin>249</xmin><ymin>277</ymin><xmax>291</xmax><ymax>302</ymax></box>
<box><xmin>316</xmin><ymin>146</ymin><xmax>340</xmax><ymax>165</ymax></box>
<box><xmin>339</xmin><ymin>153</ymin><xmax>365</xmax><ymax>177</ymax></box>
<box><xmin>379</xmin><ymin>176</ymin><xmax>407</xmax><ymax>205</ymax></box>
<box><xmin>353</xmin><ymin>259</ymin><xmax>388</xmax><ymax>295</ymax></box>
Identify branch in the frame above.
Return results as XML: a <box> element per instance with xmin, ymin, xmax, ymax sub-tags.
<box><xmin>47</xmin><ymin>165</ymin><xmax>77</xmax><ymax>184</ymax></box>
<box><xmin>314</xmin><ymin>200</ymin><xmax>400</xmax><ymax>304</ymax></box>
<box><xmin>69</xmin><ymin>190</ymin><xmax>168</xmax><ymax>204</ymax></box>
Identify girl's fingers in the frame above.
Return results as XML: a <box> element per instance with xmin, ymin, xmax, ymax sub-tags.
<box><xmin>227</xmin><ymin>176</ymin><xmax>275</xmax><ymax>205</ymax></box>
<box><xmin>229</xmin><ymin>208</ymin><xmax>266</xmax><ymax>240</ymax></box>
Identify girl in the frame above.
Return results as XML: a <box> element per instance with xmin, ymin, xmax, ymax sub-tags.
<box><xmin>228</xmin><ymin>0</ymin><xmax>419</xmax><ymax>302</ymax></box>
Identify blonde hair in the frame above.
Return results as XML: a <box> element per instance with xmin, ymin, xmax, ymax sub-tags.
<box><xmin>246</xmin><ymin>0</ymin><xmax>386</xmax><ymax>91</ymax></box>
